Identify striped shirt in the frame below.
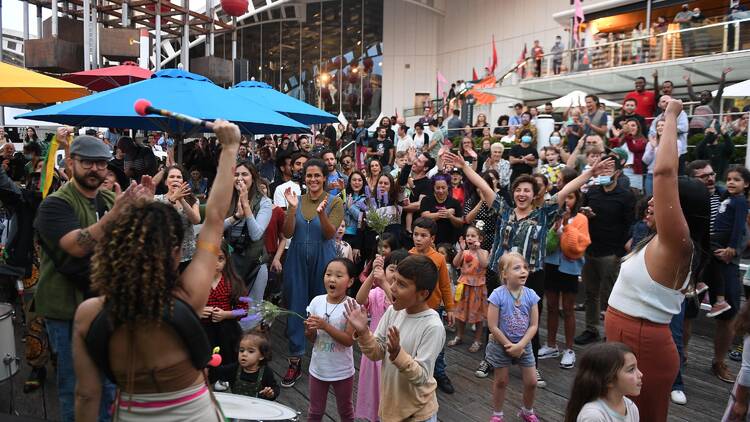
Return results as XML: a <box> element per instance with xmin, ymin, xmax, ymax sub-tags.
<box><xmin>710</xmin><ymin>191</ymin><xmax>721</xmax><ymax>235</ymax></box>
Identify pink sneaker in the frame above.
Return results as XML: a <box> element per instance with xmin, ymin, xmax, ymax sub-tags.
<box><xmin>489</xmin><ymin>416</ymin><xmax>504</xmax><ymax>422</ymax></box>
<box><xmin>707</xmin><ymin>301</ymin><xmax>732</xmax><ymax>318</ymax></box>
<box><xmin>518</xmin><ymin>410</ymin><xmax>540</xmax><ymax>422</ymax></box>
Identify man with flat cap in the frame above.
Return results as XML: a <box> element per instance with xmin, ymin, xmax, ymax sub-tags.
<box><xmin>33</xmin><ymin>127</ymin><xmax>134</xmax><ymax>421</ymax></box>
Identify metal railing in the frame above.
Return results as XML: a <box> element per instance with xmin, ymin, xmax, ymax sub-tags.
<box><xmin>504</xmin><ymin>16</ymin><xmax>750</xmax><ymax>82</ymax></box>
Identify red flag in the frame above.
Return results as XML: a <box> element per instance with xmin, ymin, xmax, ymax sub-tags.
<box><xmin>489</xmin><ymin>34</ymin><xmax>498</xmax><ymax>74</ymax></box>
<box><xmin>472</xmin><ymin>67</ymin><xmax>479</xmax><ymax>81</ymax></box>
<box><xmin>517</xmin><ymin>44</ymin><xmax>528</xmax><ymax>77</ymax></box>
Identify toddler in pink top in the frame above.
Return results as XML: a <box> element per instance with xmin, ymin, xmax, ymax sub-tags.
<box><xmin>353</xmin><ymin>250</ymin><xmax>407</xmax><ymax>421</ymax></box>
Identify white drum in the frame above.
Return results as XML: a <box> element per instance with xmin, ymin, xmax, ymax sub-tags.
<box><xmin>0</xmin><ymin>302</ymin><xmax>18</xmax><ymax>381</ymax></box>
<box><xmin>215</xmin><ymin>392</ymin><xmax>299</xmax><ymax>421</ymax></box>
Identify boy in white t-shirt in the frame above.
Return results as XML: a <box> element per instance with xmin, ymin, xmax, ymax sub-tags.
<box><xmin>346</xmin><ymin>255</ymin><xmax>446</xmax><ymax>422</ymax></box>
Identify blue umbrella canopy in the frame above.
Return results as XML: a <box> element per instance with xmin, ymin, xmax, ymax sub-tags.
<box><xmin>231</xmin><ymin>80</ymin><xmax>338</xmax><ymax>125</ymax></box>
<box><xmin>18</xmin><ymin>69</ymin><xmax>309</xmax><ymax>135</ymax></box>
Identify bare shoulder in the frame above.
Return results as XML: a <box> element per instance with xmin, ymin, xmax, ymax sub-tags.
<box><xmin>74</xmin><ymin>296</ymin><xmax>105</xmax><ymax>332</ymax></box>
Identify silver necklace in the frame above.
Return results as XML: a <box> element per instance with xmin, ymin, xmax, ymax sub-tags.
<box><xmin>325</xmin><ymin>297</ymin><xmax>346</xmax><ymax>322</ymax></box>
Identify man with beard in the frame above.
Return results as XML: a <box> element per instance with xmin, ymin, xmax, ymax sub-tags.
<box><xmin>33</xmin><ymin>130</ymin><xmax>138</xmax><ymax>421</ymax></box>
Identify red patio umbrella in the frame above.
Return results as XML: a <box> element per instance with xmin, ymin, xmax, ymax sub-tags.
<box><xmin>61</xmin><ymin>61</ymin><xmax>153</xmax><ymax>92</ymax></box>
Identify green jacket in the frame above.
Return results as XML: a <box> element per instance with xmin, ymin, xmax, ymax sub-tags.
<box><xmin>33</xmin><ymin>183</ymin><xmax>115</xmax><ymax>320</ymax></box>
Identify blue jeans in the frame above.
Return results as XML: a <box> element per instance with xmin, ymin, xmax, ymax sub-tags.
<box><xmin>670</xmin><ymin>301</ymin><xmax>686</xmax><ymax>391</ymax></box>
<box><xmin>434</xmin><ymin>350</ymin><xmax>446</xmax><ymax>379</ymax></box>
<box><xmin>46</xmin><ymin>319</ymin><xmax>116</xmax><ymax>422</ymax></box>
<box><xmin>644</xmin><ymin>173</ymin><xmax>654</xmax><ymax>197</ymax></box>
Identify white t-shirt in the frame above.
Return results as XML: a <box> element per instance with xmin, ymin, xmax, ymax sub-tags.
<box><xmin>396</xmin><ymin>135</ymin><xmax>415</xmax><ymax>153</ymax></box>
<box><xmin>306</xmin><ymin>294</ymin><xmax>355</xmax><ymax>381</ymax></box>
<box><xmin>273</xmin><ymin>180</ymin><xmax>301</xmax><ymax>208</ymax></box>
<box><xmin>577</xmin><ymin>398</ymin><xmax>639</xmax><ymax>422</ymax></box>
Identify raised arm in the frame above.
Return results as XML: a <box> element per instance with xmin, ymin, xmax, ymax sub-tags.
<box><xmin>649</xmin><ymin>100</ymin><xmax>692</xmax><ymax>288</ymax></box>
<box><xmin>444</xmin><ymin>152</ymin><xmax>495</xmax><ymax>205</ymax></box>
<box><xmin>555</xmin><ymin>157</ymin><xmax>612</xmax><ymax>206</ymax></box>
<box><xmin>179</xmin><ymin>121</ymin><xmax>240</xmax><ymax>313</ymax></box>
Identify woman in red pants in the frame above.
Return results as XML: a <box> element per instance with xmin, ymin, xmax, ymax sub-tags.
<box><xmin>606</xmin><ymin>99</ymin><xmax>711</xmax><ymax>422</ymax></box>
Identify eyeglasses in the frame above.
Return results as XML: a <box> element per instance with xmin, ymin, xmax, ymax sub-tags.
<box><xmin>696</xmin><ymin>172</ymin><xmax>716</xmax><ymax>179</ymax></box>
<box><xmin>74</xmin><ymin>158</ymin><xmax>108</xmax><ymax>170</ymax></box>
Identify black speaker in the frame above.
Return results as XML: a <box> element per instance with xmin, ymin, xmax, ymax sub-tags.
<box><xmin>233</xmin><ymin>59</ymin><xmax>249</xmax><ymax>84</ymax></box>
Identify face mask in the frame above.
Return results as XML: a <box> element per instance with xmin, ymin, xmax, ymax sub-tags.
<box><xmin>549</xmin><ymin>136</ymin><xmax>561</xmax><ymax>145</ymax></box>
<box><xmin>24</xmin><ymin>154</ymin><xmax>33</xmax><ymax>160</ymax></box>
<box><xmin>595</xmin><ymin>175</ymin><xmax>612</xmax><ymax>186</ymax></box>
<box><xmin>521</xmin><ymin>136</ymin><xmax>532</xmax><ymax>144</ymax></box>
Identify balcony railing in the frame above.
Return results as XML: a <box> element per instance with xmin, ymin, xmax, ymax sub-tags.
<box><xmin>504</xmin><ymin>17</ymin><xmax>750</xmax><ymax>82</ymax></box>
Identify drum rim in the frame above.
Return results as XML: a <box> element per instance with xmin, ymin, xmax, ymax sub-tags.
<box><xmin>214</xmin><ymin>392</ymin><xmax>297</xmax><ymax>420</ymax></box>
<box><xmin>0</xmin><ymin>302</ymin><xmax>13</xmax><ymax>320</ymax></box>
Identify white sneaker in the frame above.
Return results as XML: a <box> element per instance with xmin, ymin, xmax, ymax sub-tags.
<box><xmin>670</xmin><ymin>390</ymin><xmax>687</xmax><ymax>405</ymax></box>
<box><xmin>214</xmin><ymin>381</ymin><xmax>229</xmax><ymax>392</ymax></box>
<box><xmin>536</xmin><ymin>369</ymin><xmax>546</xmax><ymax>388</ymax></box>
<box><xmin>560</xmin><ymin>349</ymin><xmax>576</xmax><ymax>369</ymax></box>
<box><xmin>537</xmin><ymin>345</ymin><xmax>559</xmax><ymax>360</ymax></box>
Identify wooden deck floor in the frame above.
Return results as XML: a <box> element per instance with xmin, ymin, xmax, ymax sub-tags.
<box><xmin>266</xmin><ymin>307</ymin><xmax>739</xmax><ymax>422</ymax></box>
<box><xmin>0</xmin><ymin>305</ymin><xmax>738</xmax><ymax>421</ymax></box>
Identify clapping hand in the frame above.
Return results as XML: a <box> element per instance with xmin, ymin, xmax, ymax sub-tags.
<box><xmin>458</xmin><ymin>236</ymin><xmax>467</xmax><ymax>251</ymax></box>
<box><xmin>284</xmin><ymin>187</ymin><xmax>298</xmax><ymax>208</ymax></box>
<box><xmin>316</xmin><ymin>196</ymin><xmax>329</xmax><ymax>214</ymax></box>
<box><xmin>386</xmin><ymin>326</ymin><xmax>401</xmax><ymax>361</ymax></box>
<box><xmin>344</xmin><ymin>299</ymin><xmax>369</xmax><ymax>335</ymax></box>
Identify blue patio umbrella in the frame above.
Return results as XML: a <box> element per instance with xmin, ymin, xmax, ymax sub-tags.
<box><xmin>18</xmin><ymin>69</ymin><xmax>309</xmax><ymax>135</ymax></box>
<box><xmin>231</xmin><ymin>80</ymin><xmax>338</xmax><ymax>125</ymax></box>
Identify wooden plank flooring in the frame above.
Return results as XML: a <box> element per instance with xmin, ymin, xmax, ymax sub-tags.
<box><xmin>267</xmin><ymin>307</ymin><xmax>739</xmax><ymax>422</ymax></box>
<box><xmin>0</xmin><ymin>304</ymin><xmax>737</xmax><ymax>421</ymax></box>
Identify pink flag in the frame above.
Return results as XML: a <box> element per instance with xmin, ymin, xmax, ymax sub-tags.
<box><xmin>574</xmin><ymin>0</ymin><xmax>585</xmax><ymax>46</ymax></box>
<box><xmin>489</xmin><ymin>34</ymin><xmax>498</xmax><ymax>74</ymax></box>
<box><xmin>437</xmin><ymin>71</ymin><xmax>449</xmax><ymax>97</ymax></box>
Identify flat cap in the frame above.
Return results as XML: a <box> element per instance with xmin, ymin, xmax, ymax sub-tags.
<box><xmin>69</xmin><ymin>135</ymin><xmax>112</xmax><ymax>161</ymax></box>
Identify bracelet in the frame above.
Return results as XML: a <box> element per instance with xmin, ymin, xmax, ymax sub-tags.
<box><xmin>196</xmin><ymin>241</ymin><xmax>221</xmax><ymax>256</ymax></box>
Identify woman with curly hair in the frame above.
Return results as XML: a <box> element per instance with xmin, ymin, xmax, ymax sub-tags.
<box><xmin>71</xmin><ymin>121</ymin><xmax>240</xmax><ymax>421</ymax></box>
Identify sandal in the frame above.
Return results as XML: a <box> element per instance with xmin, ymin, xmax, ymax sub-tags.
<box><xmin>468</xmin><ymin>341</ymin><xmax>483</xmax><ymax>353</ymax></box>
<box><xmin>447</xmin><ymin>337</ymin><xmax>463</xmax><ymax>347</ymax></box>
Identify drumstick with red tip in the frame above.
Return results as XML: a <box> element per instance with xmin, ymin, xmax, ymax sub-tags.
<box><xmin>133</xmin><ymin>99</ymin><xmax>215</xmax><ymax>130</ymax></box>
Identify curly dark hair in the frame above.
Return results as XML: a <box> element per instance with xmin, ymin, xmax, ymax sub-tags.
<box><xmin>91</xmin><ymin>200</ymin><xmax>185</xmax><ymax>325</ymax></box>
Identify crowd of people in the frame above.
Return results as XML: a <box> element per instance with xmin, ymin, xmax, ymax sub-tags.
<box><xmin>0</xmin><ymin>64</ymin><xmax>749</xmax><ymax>422</ymax></box>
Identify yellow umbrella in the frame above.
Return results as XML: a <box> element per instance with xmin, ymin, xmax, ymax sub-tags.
<box><xmin>0</xmin><ymin>62</ymin><xmax>89</xmax><ymax>106</ymax></box>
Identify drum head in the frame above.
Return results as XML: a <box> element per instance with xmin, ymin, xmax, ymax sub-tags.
<box><xmin>215</xmin><ymin>392</ymin><xmax>297</xmax><ymax>420</ymax></box>
<box><xmin>0</xmin><ymin>302</ymin><xmax>12</xmax><ymax>319</ymax></box>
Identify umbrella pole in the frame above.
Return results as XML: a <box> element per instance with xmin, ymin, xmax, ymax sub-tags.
<box><xmin>176</xmin><ymin>133</ymin><xmax>184</xmax><ymax>165</ymax></box>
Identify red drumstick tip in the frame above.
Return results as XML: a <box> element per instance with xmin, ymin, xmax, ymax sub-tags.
<box><xmin>134</xmin><ymin>99</ymin><xmax>152</xmax><ymax>116</ymax></box>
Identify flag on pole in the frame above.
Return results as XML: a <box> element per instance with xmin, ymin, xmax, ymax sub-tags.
<box><xmin>40</xmin><ymin>135</ymin><xmax>60</xmax><ymax>198</ymax></box>
<box><xmin>516</xmin><ymin>44</ymin><xmax>528</xmax><ymax>77</ymax></box>
<box><xmin>573</xmin><ymin>0</ymin><xmax>585</xmax><ymax>46</ymax></box>
<box><xmin>437</xmin><ymin>71</ymin><xmax>449</xmax><ymax>96</ymax></box>
<box><xmin>489</xmin><ymin>34</ymin><xmax>498</xmax><ymax>74</ymax></box>
<box><xmin>472</xmin><ymin>67</ymin><xmax>479</xmax><ymax>81</ymax></box>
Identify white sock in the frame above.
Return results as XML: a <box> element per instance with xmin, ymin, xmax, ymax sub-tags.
<box><xmin>493</xmin><ymin>411</ymin><xmax>503</xmax><ymax>417</ymax></box>
<box><xmin>521</xmin><ymin>407</ymin><xmax>534</xmax><ymax>415</ymax></box>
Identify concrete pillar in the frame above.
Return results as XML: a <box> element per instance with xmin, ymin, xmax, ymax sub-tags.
<box><xmin>139</xmin><ymin>28</ymin><xmax>149</xmax><ymax>68</ymax></box>
<box><xmin>36</xmin><ymin>5</ymin><xmax>42</xmax><ymax>38</ymax></box>
<box><xmin>155</xmin><ymin>0</ymin><xmax>162</xmax><ymax>71</ymax></box>
<box><xmin>231</xmin><ymin>18</ymin><xmax>237</xmax><ymax>60</ymax></box>
<box><xmin>23</xmin><ymin>1</ymin><xmax>30</xmax><ymax>40</ymax></box>
<box><xmin>181</xmin><ymin>0</ymin><xmax>189</xmax><ymax>72</ymax></box>
<box><xmin>83</xmin><ymin>0</ymin><xmax>91</xmax><ymax>70</ymax></box>
<box><xmin>122</xmin><ymin>0</ymin><xmax>129</xmax><ymax>27</ymax></box>
<box><xmin>52</xmin><ymin>0</ymin><xmax>58</xmax><ymax>37</ymax></box>
<box><xmin>205</xmin><ymin>0</ymin><xmax>212</xmax><ymax>56</ymax></box>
